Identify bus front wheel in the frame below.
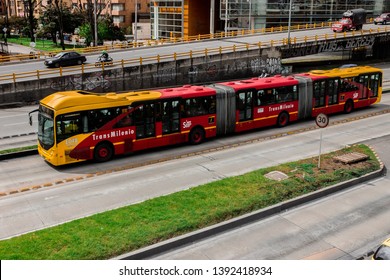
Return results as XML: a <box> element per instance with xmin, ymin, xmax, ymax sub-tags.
<box><xmin>189</xmin><ymin>127</ymin><xmax>205</xmax><ymax>145</ymax></box>
<box><xmin>94</xmin><ymin>142</ymin><xmax>113</xmax><ymax>162</ymax></box>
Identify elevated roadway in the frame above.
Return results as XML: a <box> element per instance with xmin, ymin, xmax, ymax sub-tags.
<box><xmin>0</xmin><ymin>23</ymin><xmax>389</xmax><ymax>88</ymax></box>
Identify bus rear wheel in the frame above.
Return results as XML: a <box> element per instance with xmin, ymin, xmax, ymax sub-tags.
<box><xmin>94</xmin><ymin>142</ymin><xmax>113</xmax><ymax>162</ymax></box>
<box><xmin>277</xmin><ymin>112</ymin><xmax>289</xmax><ymax>127</ymax></box>
<box><xmin>344</xmin><ymin>100</ymin><xmax>354</xmax><ymax>114</ymax></box>
<box><xmin>189</xmin><ymin>127</ymin><xmax>205</xmax><ymax>145</ymax></box>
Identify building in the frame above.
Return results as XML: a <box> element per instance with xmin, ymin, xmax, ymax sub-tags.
<box><xmin>68</xmin><ymin>0</ymin><xmax>150</xmax><ymax>29</ymax></box>
<box><xmin>2</xmin><ymin>0</ymin><xmax>390</xmax><ymax>40</ymax></box>
<box><xmin>150</xmin><ymin>0</ymin><xmax>390</xmax><ymax>39</ymax></box>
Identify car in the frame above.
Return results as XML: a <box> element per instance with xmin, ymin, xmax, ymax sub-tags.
<box><xmin>44</xmin><ymin>51</ymin><xmax>87</xmax><ymax>68</ymax></box>
<box><xmin>372</xmin><ymin>238</ymin><xmax>390</xmax><ymax>260</ymax></box>
<box><xmin>374</xmin><ymin>13</ymin><xmax>390</xmax><ymax>25</ymax></box>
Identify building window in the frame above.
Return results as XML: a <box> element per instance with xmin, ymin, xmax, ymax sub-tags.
<box><xmin>113</xmin><ymin>15</ymin><xmax>125</xmax><ymax>23</ymax></box>
<box><xmin>112</xmin><ymin>4</ymin><xmax>124</xmax><ymax>12</ymax></box>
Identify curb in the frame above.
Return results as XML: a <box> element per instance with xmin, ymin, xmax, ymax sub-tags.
<box><xmin>0</xmin><ymin>149</ymin><xmax>38</xmax><ymax>160</ymax></box>
<box><xmin>116</xmin><ymin>159</ymin><xmax>387</xmax><ymax>260</ymax></box>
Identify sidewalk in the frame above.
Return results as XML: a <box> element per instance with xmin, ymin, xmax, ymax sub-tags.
<box><xmin>6</xmin><ymin>42</ymin><xmax>36</xmax><ymax>54</ymax></box>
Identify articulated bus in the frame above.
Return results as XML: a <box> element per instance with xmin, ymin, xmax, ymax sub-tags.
<box><xmin>30</xmin><ymin>65</ymin><xmax>382</xmax><ymax>166</ymax></box>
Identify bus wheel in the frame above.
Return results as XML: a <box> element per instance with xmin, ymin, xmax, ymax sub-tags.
<box><xmin>277</xmin><ymin>112</ymin><xmax>289</xmax><ymax>127</ymax></box>
<box><xmin>94</xmin><ymin>143</ymin><xmax>113</xmax><ymax>162</ymax></box>
<box><xmin>344</xmin><ymin>100</ymin><xmax>354</xmax><ymax>114</ymax></box>
<box><xmin>189</xmin><ymin>127</ymin><xmax>205</xmax><ymax>145</ymax></box>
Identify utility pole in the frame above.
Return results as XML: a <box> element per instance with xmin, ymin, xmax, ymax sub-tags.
<box><xmin>210</xmin><ymin>0</ymin><xmax>215</xmax><ymax>34</ymax></box>
<box><xmin>224</xmin><ymin>0</ymin><xmax>228</xmax><ymax>35</ymax></box>
<box><xmin>287</xmin><ymin>0</ymin><xmax>293</xmax><ymax>45</ymax></box>
<box><xmin>94</xmin><ymin>0</ymin><xmax>98</xmax><ymax>46</ymax></box>
<box><xmin>134</xmin><ymin>0</ymin><xmax>138</xmax><ymax>43</ymax></box>
<box><xmin>247</xmin><ymin>0</ymin><xmax>251</xmax><ymax>30</ymax></box>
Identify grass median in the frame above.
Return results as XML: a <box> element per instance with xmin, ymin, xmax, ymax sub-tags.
<box><xmin>0</xmin><ymin>145</ymin><xmax>37</xmax><ymax>155</ymax></box>
<box><xmin>0</xmin><ymin>144</ymin><xmax>381</xmax><ymax>260</ymax></box>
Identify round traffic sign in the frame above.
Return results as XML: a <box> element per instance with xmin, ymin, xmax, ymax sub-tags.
<box><xmin>315</xmin><ymin>113</ymin><xmax>329</xmax><ymax>128</ymax></box>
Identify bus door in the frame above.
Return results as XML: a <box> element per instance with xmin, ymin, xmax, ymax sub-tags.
<box><xmin>357</xmin><ymin>72</ymin><xmax>382</xmax><ymax>105</ymax></box>
<box><xmin>133</xmin><ymin>103</ymin><xmax>156</xmax><ymax>140</ymax></box>
<box><xmin>313</xmin><ymin>80</ymin><xmax>326</xmax><ymax>109</ymax></box>
<box><xmin>161</xmin><ymin>99</ymin><xmax>181</xmax><ymax>136</ymax></box>
<box><xmin>327</xmin><ymin>78</ymin><xmax>340</xmax><ymax>107</ymax></box>
<box><xmin>367</xmin><ymin>72</ymin><xmax>382</xmax><ymax>99</ymax></box>
<box><xmin>237</xmin><ymin>90</ymin><xmax>253</xmax><ymax>122</ymax></box>
<box><xmin>356</xmin><ymin>74</ymin><xmax>370</xmax><ymax>100</ymax></box>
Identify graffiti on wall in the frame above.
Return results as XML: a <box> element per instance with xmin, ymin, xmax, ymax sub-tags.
<box><xmin>50</xmin><ymin>73</ymin><xmax>111</xmax><ymax>91</ymax></box>
<box><xmin>186</xmin><ymin>55</ymin><xmax>290</xmax><ymax>83</ymax></box>
<box><xmin>250</xmin><ymin>57</ymin><xmax>290</xmax><ymax>76</ymax></box>
<box><xmin>153</xmin><ymin>68</ymin><xmax>176</xmax><ymax>84</ymax></box>
<box><xmin>282</xmin><ymin>35</ymin><xmax>376</xmax><ymax>58</ymax></box>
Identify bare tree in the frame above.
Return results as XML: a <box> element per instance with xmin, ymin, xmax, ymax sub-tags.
<box><xmin>76</xmin><ymin>0</ymin><xmax>110</xmax><ymax>45</ymax></box>
<box><xmin>53</xmin><ymin>0</ymin><xmax>65</xmax><ymax>50</ymax></box>
<box><xmin>23</xmin><ymin>0</ymin><xmax>37</xmax><ymax>42</ymax></box>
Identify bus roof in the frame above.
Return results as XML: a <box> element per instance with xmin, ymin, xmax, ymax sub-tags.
<box><xmin>40</xmin><ymin>90</ymin><xmax>162</xmax><ymax>112</ymax></box>
<box><xmin>156</xmin><ymin>85</ymin><xmax>216</xmax><ymax>98</ymax></box>
<box><xmin>217</xmin><ymin>75</ymin><xmax>299</xmax><ymax>90</ymax></box>
<box><xmin>302</xmin><ymin>65</ymin><xmax>382</xmax><ymax>79</ymax></box>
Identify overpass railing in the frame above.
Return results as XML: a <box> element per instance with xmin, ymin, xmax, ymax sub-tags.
<box><xmin>0</xmin><ymin>26</ymin><xmax>389</xmax><ymax>85</ymax></box>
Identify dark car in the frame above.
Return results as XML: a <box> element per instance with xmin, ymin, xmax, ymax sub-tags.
<box><xmin>374</xmin><ymin>13</ymin><xmax>390</xmax><ymax>25</ymax></box>
<box><xmin>44</xmin><ymin>51</ymin><xmax>86</xmax><ymax>68</ymax></box>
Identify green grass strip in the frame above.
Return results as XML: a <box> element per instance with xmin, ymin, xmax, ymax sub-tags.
<box><xmin>0</xmin><ymin>144</ymin><xmax>380</xmax><ymax>259</ymax></box>
<box><xmin>0</xmin><ymin>145</ymin><xmax>37</xmax><ymax>155</ymax></box>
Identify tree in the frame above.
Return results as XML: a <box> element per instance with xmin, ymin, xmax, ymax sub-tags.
<box><xmin>78</xmin><ymin>15</ymin><xmax>124</xmax><ymax>46</ymax></box>
<box><xmin>23</xmin><ymin>0</ymin><xmax>37</xmax><ymax>42</ymax></box>
<box><xmin>75</xmin><ymin>0</ymin><xmax>111</xmax><ymax>45</ymax></box>
<box><xmin>98</xmin><ymin>15</ymin><xmax>125</xmax><ymax>42</ymax></box>
<box><xmin>78</xmin><ymin>23</ymin><xmax>93</xmax><ymax>46</ymax></box>
<box><xmin>52</xmin><ymin>0</ymin><xmax>66</xmax><ymax>50</ymax></box>
<box><xmin>40</xmin><ymin>2</ymin><xmax>84</xmax><ymax>48</ymax></box>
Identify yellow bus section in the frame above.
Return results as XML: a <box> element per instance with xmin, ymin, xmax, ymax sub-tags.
<box><xmin>308</xmin><ymin>65</ymin><xmax>382</xmax><ymax>78</ymax></box>
<box><xmin>40</xmin><ymin>90</ymin><xmax>163</xmax><ymax>113</ymax></box>
<box><xmin>308</xmin><ymin>65</ymin><xmax>383</xmax><ymax>104</ymax></box>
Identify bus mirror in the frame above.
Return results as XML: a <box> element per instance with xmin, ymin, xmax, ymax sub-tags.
<box><xmin>28</xmin><ymin>109</ymin><xmax>39</xmax><ymax>126</ymax></box>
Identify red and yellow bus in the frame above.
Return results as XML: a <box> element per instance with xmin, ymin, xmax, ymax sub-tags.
<box><xmin>30</xmin><ymin>65</ymin><xmax>382</xmax><ymax>166</ymax></box>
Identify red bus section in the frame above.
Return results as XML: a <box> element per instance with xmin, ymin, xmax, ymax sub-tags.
<box><xmin>32</xmin><ymin>65</ymin><xmax>382</xmax><ymax>166</ymax></box>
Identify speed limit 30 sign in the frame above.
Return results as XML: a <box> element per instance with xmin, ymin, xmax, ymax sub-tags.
<box><xmin>315</xmin><ymin>113</ymin><xmax>329</xmax><ymax>128</ymax></box>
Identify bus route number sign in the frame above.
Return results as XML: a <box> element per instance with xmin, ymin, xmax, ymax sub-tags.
<box><xmin>315</xmin><ymin>113</ymin><xmax>329</xmax><ymax>128</ymax></box>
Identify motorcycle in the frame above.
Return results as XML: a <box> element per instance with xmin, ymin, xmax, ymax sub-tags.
<box><xmin>95</xmin><ymin>54</ymin><xmax>113</xmax><ymax>67</ymax></box>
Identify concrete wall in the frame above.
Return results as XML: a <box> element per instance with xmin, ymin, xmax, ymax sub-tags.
<box><xmin>0</xmin><ymin>47</ymin><xmax>291</xmax><ymax>105</ymax></box>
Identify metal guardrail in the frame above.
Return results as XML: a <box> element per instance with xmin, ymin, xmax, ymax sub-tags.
<box><xmin>2</xmin><ymin>22</ymin><xmax>335</xmax><ymax>63</ymax></box>
<box><xmin>0</xmin><ymin>22</ymin><xmax>388</xmax><ymax>85</ymax></box>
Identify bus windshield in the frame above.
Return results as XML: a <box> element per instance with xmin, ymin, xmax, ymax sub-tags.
<box><xmin>38</xmin><ymin>111</ymin><xmax>54</xmax><ymax>150</ymax></box>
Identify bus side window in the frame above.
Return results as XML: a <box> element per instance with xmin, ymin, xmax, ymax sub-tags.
<box><xmin>256</xmin><ymin>90</ymin><xmax>264</xmax><ymax>106</ymax></box>
<box><xmin>117</xmin><ymin>114</ymin><xmax>133</xmax><ymax>127</ymax></box>
<box><xmin>260</xmin><ymin>89</ymin><xmax>274</xmax><ymax>105</ymax></box>
<box><xmin>209</xmin><ymin>97</ymin><xmax>216</xmax><ymax>113</ymax></box>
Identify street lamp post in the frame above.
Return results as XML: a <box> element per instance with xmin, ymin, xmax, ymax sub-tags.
<box><xmin>134</xmin><ymin>0</ymin><xmax>138</xmax><ymax>43</ymax></box>
<box><xmin>210</xmin><ymin>0</ymin><xmax>215</xmax><ymax>34</ymax></box>
<box><xmin>224</xmin><ymin>0</ymin><xmax>228</xmax><ymax>34</ymax></box>
<box><xmin>247</xmin><ymin>0</ymin><xmax>252</xmax><ymax>30</ymax></box>
<box><xmin>287</xmin><ymin>0</ymin><xmax>293</xmax><ymax>45</ymax></box>
<box><xmin>94</xmin><ymin>0</ymin><xmax>98</xmax><ymax>46</ymax></box>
